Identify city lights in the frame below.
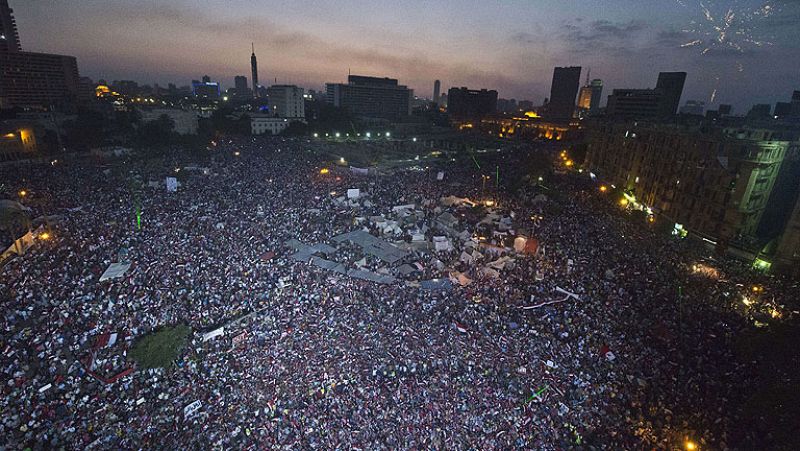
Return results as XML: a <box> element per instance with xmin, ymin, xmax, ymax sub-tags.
<box><xmin>319</xmin><ymin>168</ymin><xmax>329</xmax><ymax>175</ymax></box>
<box><xmin>385</xmin><ymin>132</ymin><xmax>390</xmax><ymax>137</ymax></box>
<box><xmin>39</xmin><ymin>232</ymin><xmax>51</xmax><ymax>240</ymax></box>
<box><xmin>18</xmin><ymin>190</ymin><xmax>27</xmax><ymax>197</ymax></box>
<box><xmin>313</xmin><ymin>133</ymin><xmax>318</xmax><ymax>138</ymax></box>
<box><xmin>685</xmin><ymin>440</ymin><xmax>698</xmax><ymax>451</ymax></box>
<box><xmin>599</xmin><ymin>185</ymin><xmax>608</xmax><ymax>193</ymax></box>
<box><xmin>366</xmin><ymin>132</ymin><xmax>371</xmax><ymax>138</ymax></box>
<box><xmin>619</xmin><ymin>198</ymin><xmax>629</xmax><ymax>207</ymax></box>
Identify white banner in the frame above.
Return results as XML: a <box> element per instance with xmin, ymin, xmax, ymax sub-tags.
<box><xmin>184</xmin><ymin>400</ymin><xmax>202</xmax><ymax>418</ymax></box>
<box><xmin>202</xmin><ymin>327</ymin><xmax>224</xmax><ymax>342</ymax></box>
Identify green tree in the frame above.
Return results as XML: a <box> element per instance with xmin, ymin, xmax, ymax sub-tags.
<box><xmin>129</xmin><ymin>324</ymin><xmax>191</xmax><ymax>369</ymax></box>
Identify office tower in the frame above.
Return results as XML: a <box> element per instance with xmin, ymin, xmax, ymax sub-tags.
<box><xmin>577</xmin><ymin>86</ymin><xmax>592</xmax><ymax>110</ymax></box>
<box><xmin>0</xmin><ymin>1</ymin><xmax>80</xmax><ymax>111</ymax></box>
<box><xmin>446</xmin><ymin>87</ymin><xmax>498</xmax><ymax>120</ymax></box>
<box><xmin>606</xmin><ymin>89</ymin><xmax>662</xmax><ymax>119</ymax></box>
<box><xmin>496</xmin><ymin>98</ymin><xmax>518</xmax><ymax>113</ymax></box>
<box><xmin>192</xmin><ymin>77</ymin><xmax>220</xmax><ymax>99</ymax></box>
<box><xmin>774</xmin><ymin>102</ymin><xmax>792</xmax><ymax>118</ymax></box>
<box><xmin>718</xmin><ymin>104</ymin><xmax>732</xmax><ymax>116</ymax></box>
<box><xmin>266</xmin><ymin>85</ymin><xmax>305</xmax><ymax>118</ymax></box>
<box><xmin>0</xmin><ymin>0</ymin><xmax>20</xmax><ymax>52</ymax></box>
<box><xmin>588</xmin><ymin>79</ymin><xmax>603</xmax><ymax>112</ymax></box>
<box><xmin>326</xmin><ymin>75</ymin><xmax>413</xmax><ymax>120</ymax></box>
<box><xmin>547</xmin><ymin>66</ymin><xmax>582</xmax><ymax>120</ymax></box>
<box><xmin>251</xmin><ymin>44</ymin><xmax>259</xmax><ymax>98</ymax></box>
<box><xmin>655</xmin><ymin>72</ymin><xmax>686</xmax><ymax>116</ymax></box>
<box><xmin>679</xmin><ymin>100</ymin><xmax>705</xmax><ymax>115</ymax></box>
<box><xmin>747</xmin><ymin>104</ymin><xmax>772</xmax><ymax>119</ymax></box>
<box><xmin>234</xmin><ymin>75</ymin><xmax>249</xmax><ymax>97</ymax></box>
<box><xmin>433</xmin><ymin>80</ymin><xmax>441</xmax><ymax>105</ymax></box>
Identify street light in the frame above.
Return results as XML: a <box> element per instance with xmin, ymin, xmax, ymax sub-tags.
<box><xmin>684</xmin><ymin>440</ymin><xmax>698</xmax><ymax>451</ymax></box>
<box><xmin>385</xmin><ymin>132</ymin><xmax>390</xmax><ymax>137</ymax></box>
<box><xmin>412</xmin><ymin>137</ymin><xmax>417</xmax><ymax>142</ymax></box>
<box><xmin>366</xmin><ymin>132</ymin><xmax>371</xmax><ymax>138</ymax></box>
<box><xmin>335</xmin><ymin>132</ymin><xmax>340</xmax><ymax>138</ymax></box>
<box><xmin>313</xmin><ymin>133</ymin><xmax>318</xmax><ymax>138</ymax></box>
<box><xmin>18</xmin><ymin>190</ymin><xmax>27</xmax><ymax>197</ymax></box>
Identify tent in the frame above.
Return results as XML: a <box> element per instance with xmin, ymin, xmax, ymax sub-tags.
<box><xmin>99</xmin><ymin>262</ymin><xmax>131</xmax><ymax>281</ymax></box>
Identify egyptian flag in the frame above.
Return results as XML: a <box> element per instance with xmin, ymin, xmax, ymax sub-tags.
<box><xmin>454</xmin><ymin>321</ymin><xmax>468</xmax><ymax>334</ymax></box>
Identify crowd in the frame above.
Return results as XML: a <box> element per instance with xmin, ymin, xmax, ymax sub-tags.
<box><xmin>0</xmin><ymin>136</ymin><xmax>795</xmax><ymax>450</ymax></box>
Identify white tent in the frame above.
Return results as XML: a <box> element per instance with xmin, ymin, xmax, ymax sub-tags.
<box><xmin>99</xmin><ymin>262</ymin><xmax>131</xmax><ymax>281</ymax></box>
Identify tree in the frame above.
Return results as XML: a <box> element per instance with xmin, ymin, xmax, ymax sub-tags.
<box><xmin>129</xmin><ymin>324</ymin><xmax>191</xmax><ymax>369</ymax></box>
<box><xmin>281</xmin><ymin>121</ymin><xmax>309</xmax><ymax>136</ymax></box>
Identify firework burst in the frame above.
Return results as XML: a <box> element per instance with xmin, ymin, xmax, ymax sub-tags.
<box><xmin>678</xmin><ymin>0</ymin><xmax>778</xmax><ymax>56</ymax></box>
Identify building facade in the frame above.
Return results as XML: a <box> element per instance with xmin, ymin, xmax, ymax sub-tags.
<box><xmin>251</xmin><ymin>115</ymin><xmax>303</xmax><ymax>135</ymax></box>
<box><xmin>446</xmin><ymin>87</ymin><xmax>497</xmax><ymax>121</ymax></box>
<box><xmin>585</xmin><ymin>122</ymin><xmax>795</xmax><ymax>255</ymax></box>
<box><xmin>326</xmin><ymin>75</ymin><xmax>412</xmax><ymax>120</ymax></box>
<box><xmin>0</xmin><ymin>0</ymin><xmax>80</xmax><ymax>112</ymax></box>
<box><xmin>0</xmin><ymin>0</ymin><xmax>20</xmax><ymax>53</ymax></box>
<box><xmin>546</xmin><ymin>66</ymin><xmax>581</xmax><ymax>120</ymax></box>
<box><xmin>0</xmin><ymin>122</ymin><xmax>37</xmax><ymax>162</ymax></box>
<box><xmin>266</xmin><ymin>84</ymin><xmax>305</xmax><ymax>119</ymax></box>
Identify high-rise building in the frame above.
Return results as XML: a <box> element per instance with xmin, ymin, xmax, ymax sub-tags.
<box><xmin>192</xmin><ymin>78</ymin><xmax>220</xmax><ymax>99</ymax></box>
<box><xmin>0</xmin><ymin>0</ymin><xmax>20</xmax><ymax>53</ymax></box>
<box><xmin>446</xmin><ymin>87</ymin><xmax>498</xmax><ymax>120</ymax></box>
<box><xmin>0</xmin><ymin>0</ymin><xmax>80</xmax><ymax>111</ymax></box>
<box><xmin>251</xmin><ymin>44</ymin><xmax>260</xmax><ymax>98</ymax></box>
<box><xmin>747</xmin><ymin>104</ymin><xmax>772</xmax><ymax>119</ymax></box>
<box><xmin>547</xmin><ymin>66</ymin><xmax>581</xmax><ymax>120</ymax></box>
<box><xmin>325</xmin><ymin>75</ymin><xmax>412</xmax><ymax>120</ymax></box>
<box><xmin>266</xmin><ymin>85</ymin><xmax>305</xmax><ymax>119</ymax></box>
<box><xmin>655</xmin><ymin>72</ymin><xmax>687</xmax><ymax>117</ymax></box>
<box><xmin>234</xmin><ymin>75</ymin><xmax>249</xmax><ymax>98</ymax></box>
<box><xmin>606</xmin><ymin>72</ymin><xmax>686</xmax><ymax>120</ymax></box>
<box><xmin>577</xmin><ymin>79</ymin><xmax>603</xmax><ymax>115</ymax></box>
<box><xmin>606</xmin><ymin>89</ymin><xmax>662</xmax><ymax>119</ymax></box>
<box><xmin>497</xmin><ymin>98</ymin><xmax>518</xmax><ymax>113</ymax></box>
<box><xmin>433</xmin><ymin>80</ymin><xmax>441</xmax><ymax>106</ymax></box>
<box><xmin>679</xmin><ymin>100</ymin><xmax>705</xmax><ymax>116</ymax></box>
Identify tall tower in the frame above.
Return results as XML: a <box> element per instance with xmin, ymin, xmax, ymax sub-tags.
<box><xmin>433</xmin><ymin>80</ymin><xmax>441</xmax><ymax>105</ymax></box>
<box><xmin>0</xmin><ymin>0</ymin><xmax>22</xmax><ymax>52</ymax></box>
<box><xmin>655</xmin><ymin>71</ymin><xmax>687</xmax><ymax>117</ymax></box>
<box><xmin>547</xmin><ymin>66</ymin><xmax>582</xmax><ymax>120</ymax></box>
<box><xmin>251</xmin><ymin>43</ymin><xmax>259</xmax><ymax>98</ymax></box>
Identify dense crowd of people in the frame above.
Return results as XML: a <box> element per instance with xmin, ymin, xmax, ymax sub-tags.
<box><xmin>0</xmin><ymin>136</ymin><xmax>795</xmax><ymax>449</ymax></box>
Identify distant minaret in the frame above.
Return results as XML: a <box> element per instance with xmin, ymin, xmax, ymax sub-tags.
<box><xmin>433</xmin><ymin>80</ymin><xmax>441</xmax><ymax>106</ymax></box>
<box><xmin>251</xmin><ymin>43</ymin><xmax>259</xmax><ymax>98</ymax></box>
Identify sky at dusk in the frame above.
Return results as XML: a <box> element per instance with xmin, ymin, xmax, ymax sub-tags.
<box><xmin>12</xmin><ymin>0</ymin><xmax>800</xmax><ymax>112</ymax></box>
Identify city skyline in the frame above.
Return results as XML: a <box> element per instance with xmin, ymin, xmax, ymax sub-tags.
<box><xmin>11</xmin><ymin>0</ymin><xmax>800</xmax><ymax>111</ymax></box>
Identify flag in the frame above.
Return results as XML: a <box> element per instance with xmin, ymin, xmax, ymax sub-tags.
<box><xmin>454</xmin><ymin>321</ymin><xmax>468</xmax><ymax>334</ymax></box>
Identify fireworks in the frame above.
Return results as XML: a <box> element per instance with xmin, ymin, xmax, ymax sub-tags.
<box><xmin>678</xmin><ymin>0</ymin><xmax>778</xmax><ymax>56</ymax></box>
